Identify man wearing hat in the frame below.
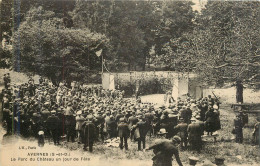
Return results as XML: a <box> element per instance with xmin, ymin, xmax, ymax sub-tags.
<box><xmin>234</xmin><ymin>114</ymin><xmax>244</xmax><ymax>143</ymax></box>
<box><xmin>179</xmin><ymin>106</ymin><xmax>189</xmax><ymax>124</ymax></box>
<box><xmin>46</xmin><ymin>110</ymin><xmax>61</xmax><ymax>145</ymax></box>
<box><xmin>115</xmin><ymin>110</ymin><xmax>124</xmax><ymax>124</ymax></box>
<box><xmin>174</xmin><ymin>118</ymin><xmax>188</xmax><ymax>149</ymax></box>
<box><xmin>125</xmin><ymin>110</ymin><xmax>132</xmax><ymax>121</ymax></box>
<box><xmin>157</xmin><ymin>128</ymin><xmax>168</xmax><ymax>138</ymax></box>
<box><xmin>81</xmin><ymin>115</ymin><xmax>96</xmax><ymax>152</ymax></box>
<box><xmin>207</xmin><ymin>95</ymin><xmax>214</xmax><ymax>107</ymax></box>
<box><xmin>187</xmin><ymin>117</ymin><xmax>203</xmax><ymax>152</ymax></box>
<box><xmin>128</xmin><ymin>111</ymin><xmax>139</xmax><ymax>141</ymax></box>
<box><xmin>106</xmin><ymin>115</ymin><xmax>117</xmax><ymax>139</ymax></box>
<box><xmin>144</xmin><ymin>110</ymin><xmax>154</xmax><ymax>137</ymax></box>
<box><xmin>95</xmin><ymin>110</ymin><xmax>105</xmax><ymax>142</ymax></box>
<box><xmin>147</xmin><ymin>136</ymin><xmax>183</xmax><ymax>166</ymax></box>
<box><xmin>200</xmin><ymin>101</ymin><xmax>208</xmax><ymax>121</ymax></box>
<box><xmin>132</xmin><ymin>116</ymin><xmax>148</xmax><ymax>151</ymax></box>
<box><xmin>118</xmin><ymin>118</ymin><xmax>130</xmax><ymax>150</ymax></box>
<box><xmin>31</xmin><ymin>112</ymin><xmax>43</xmax><ymax>138</ymax></box>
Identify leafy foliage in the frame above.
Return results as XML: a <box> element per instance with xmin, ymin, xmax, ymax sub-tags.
<box><xmin>13</xmin><ymin>7</ymin><xmax>110</xmax><ymax>84</ymax></box>
<box><xmin>155</xmin><ymin>1</ymin><xmax>260</xmax><ymax>88</ymax></box>
<box><xmin>2</xmin><ymin>0</ymin><xmax>259</xmax><ymax>89</ymax></box>
<box><xmin>192</xmin><ymin>1</ymin><xmax>260</xmax><ymax>87</ymax></box>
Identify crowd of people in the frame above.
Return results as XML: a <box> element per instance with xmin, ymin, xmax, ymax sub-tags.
<box><xmin>1</xmin><ymin>75</ymin><xmax>225</xmax><ymax>166</ymax></box>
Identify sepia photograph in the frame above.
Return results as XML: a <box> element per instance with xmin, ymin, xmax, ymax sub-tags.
<box><xmin>0</xmin><ymin>0</ymin><xmax>259</xmax><ymax>166</ymax></box>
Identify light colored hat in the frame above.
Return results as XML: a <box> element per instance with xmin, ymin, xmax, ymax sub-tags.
<box><xmin>38</xmin><ymin>131</ymin><xmax>44</xmax><ymax>135</ymax></box>
<box><xmin>157</xmin><ymin>128</ymin><xmax>168</xmax><ymax>135</ymax></box>
<box><xmin>119</xmin><ymin>118</ymin><xmax>126</xmax><ymax>122</ymax></box>
<box><xmin>213</xmin><ymin>105</ymin><xmax>218</xmax><ymax>109</ymax></box>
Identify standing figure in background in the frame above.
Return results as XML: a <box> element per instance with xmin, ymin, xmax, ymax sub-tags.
<box><xmin>82</xmin><ymin>116</ymin><xmax>96</xmax><ymax>152</ymax></box>
<box><xmin>132</xmin><ymin>116</ymin><xmax>148</xmax><ymax>151</ymax></box>
<box><xmin>106</xmin><ymin>115</ymin><xmax>117</xmax><ymax>139</ymax></box>
<box><xmin>205</xmin><ymin>106</ymin><xmax>215</xmax><ymax>135</ymax></box>
<box><xmin>46</xmin><ymin>111</ymin><xmax>61</xmax><ymax>145</ymax></box>
<box><xmin>174</xmin><ymin>118</ymin><xmax>188</xmax><ymax>149</ymax></box>
<box><xmin>233</xmin><ymin>80</ymin><xmax>244</xmax><ymax>103</ymax></box>
<box><xmin>187</xmin><ymin>118</ymin><xmax>203</xmax><ymax>152</ymax></box>
<box><xmin>118</xmin><ymin>118</ymin><xmax>130</xmax><ymax>150</ymax></box>
<box><xmin>252</xmin><ymin>117</ymin><xmax>260</xmax><ymax>146</ymax></box>
<box><xmin>234</xmin><ymin>114</ymin><xmax>244</xmax><ymax>143</ymax></box>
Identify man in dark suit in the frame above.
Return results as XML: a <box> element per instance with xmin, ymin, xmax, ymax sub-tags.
<box><xmin>133</xmin><ymin>116</ymin><xmax>148</xmax><ymax>151</ymax></box>
<box><xmin>144</xmin><ymin>110</ymin><xmax>154</xmax><ymax>137</ymax></box>
<box><xmin>46</xmin><ymin>110</ymin><xmax>61</xmax><ymax>145</ymax></box>
<box><xmin>174</xmin><ymin>118</ymin><xmax>188</xmax><ymax>149</ymax></box>
<box><xmin>82</xmin><ymin>115</ymin><xmax>96</xmax><ymax>152</ymax></box>
<box><xmin>187</xmin><ymin>118</ymin><xmax>203</xmax><ymax>152</ymax></box>
<box><xmin>118</xmin><ymin>118</ymin><xmax>130</xmax><ymax>150</ymax></box>
<box><xmin>179</xmin><ymin>106</ymin><xmax>189</xmax><ymax>124</ymax></box>
<box><xmin>115</xmin><ymin>110</ymin><xmax>124</xmax><ymax>124</ymax></box>
<box><xmin>95</xmin><ymin>111</ymin><xmax>105</xmax><ymax>142</ymax></box>
<box><xmin>106</xmin><ymin>115</ymin><xmax>117</xmax><ymax>139</ymax></box>
<box><xmin>128</xmin><ymin>111</ymin><xmax>138</xmax><ymax>141</ymax></box>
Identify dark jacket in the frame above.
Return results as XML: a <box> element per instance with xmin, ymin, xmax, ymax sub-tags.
<box><xmin>118</xmin><ymin>122</ymin><xmax>130</xmax><ymax>137</ymax></box>
<box><xmin>175</xmin><ymin>122</ymin><xmax>188</xmax><ymax>139</ymax></box>
<box><xmin>135</xmin><ymin>120</ymin><xmax>148</xmax><ymax>138</ymax></box>
<box><xmin>82</xmin><ymin>121</ymin><xmax>96</xmax><ymax>142</ymax></box>
<box><xmin>46</xmin><ymin>115</ymin><xmax>60</xmax><ymax>130</ymax></box>
<box><xmin>187</xmin><ymin>122</ymin><xmax>202</xmax><ymax>142</ymax></box>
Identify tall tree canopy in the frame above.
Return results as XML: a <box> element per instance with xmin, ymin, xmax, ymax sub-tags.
<box><xmin>158</xmin><ymin>1</ymin><xmax>260</xmax><ymax>88</ymax></box>
<box><xmin>1</xmin><ymin>0</ymin><xmax>259</xmax><ymax>89</ymax></box>
<box><xmin>71</xmin><ymin>0</ymin><xmax>195</xmax><ymax>71</ymax></box>
<box><xmin>13</xmin><ymin>7</ymin><xmax>110</xmax><ymax>84</ymax></box>
<box><xmin>193</xmin><ymin>1</ymin><xmax>260</xmax><ymax>87</ymax></box>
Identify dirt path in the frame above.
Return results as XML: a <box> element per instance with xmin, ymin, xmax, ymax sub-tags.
<box><xmin>0</xmin><ymin>127</ymin><xmax>152</xmax><ymax>166</ymax></box>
